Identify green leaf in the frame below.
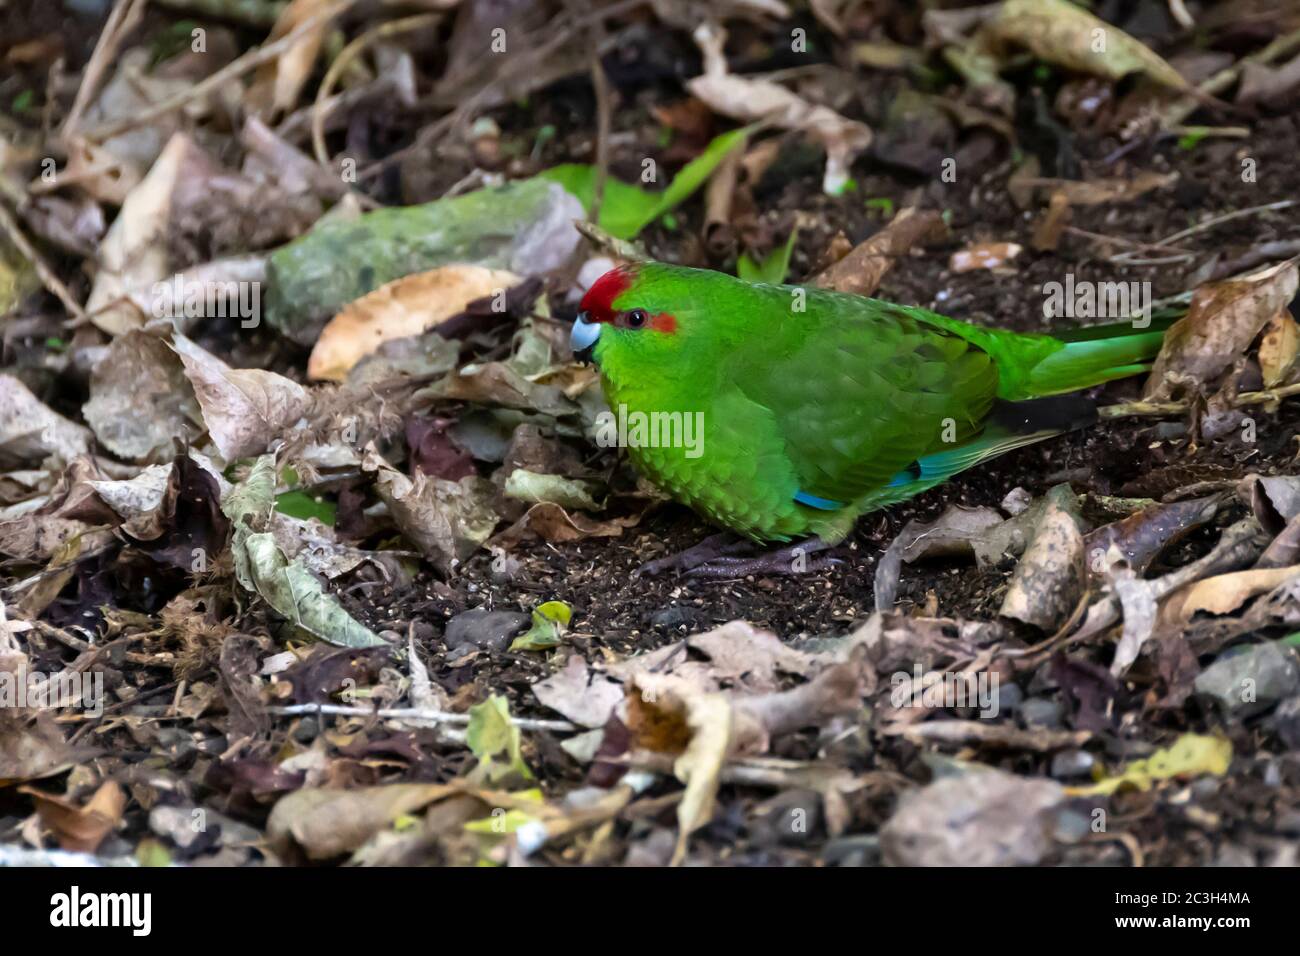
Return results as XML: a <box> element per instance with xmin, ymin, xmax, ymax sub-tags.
<box><xmin>737</xmin><ymin>227</ymin><xmax>799</xmax><ymax>284</ymax></box>
<box><xmin>537</xmin><ymin>127</ymin><xmax>749</xmax><ymax>239</ymax></box>
<box><xmin>466</xmin><ymin>695</ymin><xmax>534</xmax><ymax>782</ymax></box>
<box><xmin>275</xmin><ymin>490</ymin><xmax>337</xmax><ymax>525</ymax></box>
<box><xmin>510</xmin><ymin>601</ymin><xmax>572</xmax><ymax>652</ymax></box>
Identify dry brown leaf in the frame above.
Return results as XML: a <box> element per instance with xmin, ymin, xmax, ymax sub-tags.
<box><xmin>1000</xmin><ymin>487</ymin><xmax>1085</xmax><ymax>629</ymax></box>
<box><xmin>532</xmin><ymin>656</ymin><xmax>625</xmax><ymax>729</ymax></box>
<box><xmin>171</xmin><ymin>333</ymin><xmax>310</xmax><ymax>462</ymax></box>
<box><xmin>490</xmin><ymin>501</ymin><xmax>639</xmax><ymax>547</ymax></box>
<box><xmin>362</xmin><ymin>449</ymin><xmax>498</xmax><ymax>573</ymax></box>
<box><xmin>813</xmin><ymin>208</ymin><xmax>947</xmax><ymax>295</ymax></box>
<box><xmin>1161</xmin><ymin>565</ymin><xmax>1300</xmax><ymax>625</ymax></box>
<box><xmin>881</xmin><ymin>768</ymin><xmax>1065</xmax><ymax>866</ymax></box>
<box><xmin>249</xmin><ymin>0</ymin><xmax>339</xmax><ymax>119</ymax></box>
<box><xmin>990</xmin><ymin>0</ymin><xmax>1188</xmax><ymax>90</ymax></box>
<box><xmin>686</xmin><ymin>22</ymin><xmax>870</xmax><ymax>195</ymax></box>
<box><xmin>82</xmin><ymin>330</ymin><xmax>201</xmax><ymax>463</ymax></box>
<box><xmin>20</xmin><ymin>781</ymin><xmax>126</xmax><ymax>853</ymax></box>
<box><xmin>1144</xmin><ymin>258</ymin><xmax>1300</xmax><ymax>401</ymax></box>
<box><xmin>0</xmin><ymin>374</ymin><xmax>94</xmax><ymax>467</ymax></box>
<box><xmin>1017</xmin><ymin>172</ymin><xmax>1177</xmax><ymax>206</ymax></box>
<box><xmin>309</xmin><ymin>265</ymin><xmax>522</xmax><ymax>382</ymax></box>
<box><xmin>84</xmin><ymin>134</ymin><xmax>210</xmax><ymax>335</ymax></box>
<box><xmin>1259</xmin><ymin>309</ymin><xmax>1300</xmax><ymax>388</ymax></box>
<box><xmin>267</xmin><ymin>783</ymin><xmax>456</xmax><ymax>860</ymax></box>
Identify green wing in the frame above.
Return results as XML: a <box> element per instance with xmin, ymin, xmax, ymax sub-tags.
<box><xmin>729</xmin><ymin>288</ymin><xmax>1000</xmax><ymax>507</ymax></box>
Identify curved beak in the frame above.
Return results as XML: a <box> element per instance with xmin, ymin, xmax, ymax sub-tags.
<box><xmin>571</xmin><ymin>312</ymin><xmax>601</xmax><ymax>364</ymax></box>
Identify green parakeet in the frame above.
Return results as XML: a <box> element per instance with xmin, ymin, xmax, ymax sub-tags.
<box><xmin>571</xmin><ymin>262</ymin><xmax>1166</xmax><ymax>545</ymax></box>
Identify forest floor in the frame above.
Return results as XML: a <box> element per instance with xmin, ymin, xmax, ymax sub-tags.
<box><xmin>2</xmin><ymin>0</ymin><xmax>1300</xmax><ymax>867</ymax></box>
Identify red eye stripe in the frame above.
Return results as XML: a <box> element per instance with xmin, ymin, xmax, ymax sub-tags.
<box><xmin>648</xmin><ymin>312</ymin><xmax>677</xmax><ymax>334</ymax></box>
<box><xmin>579</xmin><ymin>267</ymin><xmax>634</xmax><ymax>322</ymax></box>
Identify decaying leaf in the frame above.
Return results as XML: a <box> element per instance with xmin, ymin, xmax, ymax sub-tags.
<box><xmin>19</xmin><ymin>781</ymin><xmax>126</xmax><ymax>853</ymax></box>
<box><xmin>224</xmin><ymin>456</ymin><xmax>386</xmax><ymax>648</ymax></box>
<box><xmin>82</xmin><ymin>330</ymin><xmax>201</xmax><ymax>462</ymax></box>
<box><xmin>503</xmin><ymin>469</ymin><xmax>602</xmax><ymax>512</ymax></box>
<box><xmin>362</xmin><ymin>449</ymin><xmax>497</xmax><ymax>573</ymax></box>
<box><xmin>172</xmin><ymin>333</ymin><xmax>310</xmax><ymax>462</ymax></box>
<box><xmin>881</xmin><ymin>768</ymin><xmax>1066</xmax><ymax>866</ymax></box>
<box><xmin>308</xmin><ymin>265</ymin><xmax>522</xmax><ymax>382</ymax></box>
<box><xmin>686</xmin><ymin>22</ymin><xmax>870</xmax><ymax>194</ymax></box>
<box><xmin>1000</xmin><ymin>485</ymin><xmax>1086</xmax><ymax>630</ymax></box>
<box><xmin>0</xmin><ymin>375</ymin><xmax>94</xmax><ymax>467</ymax></box>
<box><xmin>1067</xmin><ymin>733</ymin><xmax>1232</xmax><ymax>796</ymax></box>
<box><xmin>813</xmin><ymin>209</ymin><xmax>947</xmax><ymax>296</ymax></box>
<box><xmin>1161</xmin><ymin>565</ymin><xmax>1300</xmax><ymax>625</ymax></box>
<box><xmin>1258</xmin><ymin>309</ymin><xmax>1300</xmax><ymax>387</ymax></box>
<box><xmin>268</xmin><ymin>782</ymin><xmax>456</xmax><ymax>860</ymax></box>
<box><xmin>1144</xmin><ymin>258</ymin><xmax>1299</xmax><ymax>401</ymax></box>
<box><xmin>989</xmin><ymin>0</ymin><xmax>1189</xmax><ymax>90</ymax></box>
<box><xmin>466</xmin><ymin>694</ymin><xmax>533</xmax><ymax>785</ymax></box>
<box><xmin>532</xmin><ymin>655</ymin><xmax>624</xmax><ymax>729</ymax></box>
<box><xmin>1083</xmin><ymin>494</ymin><xmax>1220</xmax><ymax>578</ymax></box>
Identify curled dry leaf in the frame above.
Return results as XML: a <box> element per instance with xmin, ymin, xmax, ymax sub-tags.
<box><xmin>171</xmin><ymin>333</ymin><xmax>310</xmax><ymax>462</ymax></box>
<box><xmin>490</xmin><ymin>501</ymin><xmax>640</xmax><ymax>548</ymax></box>
<box><xmin>1258</xmin><ymin>309</ymin><xmax>1300</xmax><ymax>387</ymax></box>
<box><xmin>1083</xmin><ymin>494</ymin><xmax>1220</xmax><ymax>578</ymax></box>
<box><xmin>1143</xmin><ymin>258</ymin><xmax>1299</xmax><ymax>401</ymax></box>
<box><xmin>248</xmin><ymin>0</ymin><xmax>339</xmax><ymax>119</ymax></box>
<box><xmin>503</xmin><ymin>469</ymin><xmax>602</xmax><ymax>511</ymax></box>
<box><xmin>362</xmin><ymin>449</ymin><xmax>497</xmax><ymax>574</ymax></box>
<box><xmin>1017</xmin><ymin>171</ymin><xmax>1178</xmax><ymax>207</ymax></box>
<box><xmin>308</xmin><ymin>265</ymin><xmax>521</xmax><ymax>382</ymax></box>
<box><xmin>989</xmin><ymin>0</ymin><xmax>1188</xmax><ymax>90</ymax></box>
<box><xmin>999</xmin><ymin>485</ymin><xmax>1086</xmax><ymax>630</ymax></box>
<box><xmin>686</xmin><ymin>22</ymin><xmax>870</xmax><ymax>195</ymax></box>
<box><xmin>874</xmin><ymin>504</ymin><xmax>1004</xmax><ymax>612</ymax></box>
<box><xmin>19</xmin><ymin>781</ymin><xmax>126</xmax><ymax>853</ymax></box>
<box><xmin>84</xmin><ymin>134</ymin><xmax>212</xmax><ymax>335</ymax></box>
<box><xmin>1239</xmin><ymin>474</ymin><xmax>1300</xmax><ymax>533</ymax></box>
<box><xmin>1160</xmin><ymin>565</ymin><xmax>1300</xmax><ymax>626</ymax></box>
<box><xmin>0</xmin><ymin>374</ymin><xmax>94</xmax><ymax>467</ymax></box>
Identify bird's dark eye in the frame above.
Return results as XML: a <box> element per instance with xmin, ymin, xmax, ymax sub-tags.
<box><xmin>626</xmin><ymin>309</ymin><xmax>647</xmax><ymax>329</ymax></box>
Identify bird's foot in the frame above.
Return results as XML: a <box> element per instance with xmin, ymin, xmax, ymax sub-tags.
<box><xmin>635</xmin><ymin>531</ymin><xmax>754</xmax><ymax>577</ymax></box>
<box><xmin>638</xmin><ymin>534</ymin><xmax>838</xmax><ymax>579</ymax></box>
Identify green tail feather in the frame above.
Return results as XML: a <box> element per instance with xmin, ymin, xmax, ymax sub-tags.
<box><xmin>1026</xmin><ymin>313</ymin><xmax>1177</xmax><ymax>398</ymax></box>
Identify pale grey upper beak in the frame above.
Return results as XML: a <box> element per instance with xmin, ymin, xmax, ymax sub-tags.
<box><xmin>571</xmin><ymin>312</ymin><xmax>600</xmax><ymax>361</ymax></box>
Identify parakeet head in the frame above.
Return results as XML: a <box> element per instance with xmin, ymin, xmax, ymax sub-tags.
<box><xmin>571</xmin><ymin>263</ymin><xmax>733</xmax><ymax>387</ymax></box>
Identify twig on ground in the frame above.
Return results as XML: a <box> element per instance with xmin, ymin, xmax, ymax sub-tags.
<box><xmin>1099</xmin><ymin>381</ymin><xmax>1300</xmax><ymax>420</ymax></box>
<box><xmin>0</xmin><ymin>201</ymin><xmax>87</xmax><ymax>320</ymax></box>
<box><xmin>81</xmin><ymin>0</ymin><xmax>363</xmax><ymax>143</ymax></box>
<box><xmin>268</xmin><ymin>702</ymin><xmax>579</xmax><ymax>732</ymax></box>
<box><xmin>1111</xmin><ymin>199</ymin><xmax>1299</xmax><ymax>266</ymax></box>
<box><xmin>60</xmin><ymin>0</ymin><xmax>149</xmax><ymax>140</ymax></box>
<box><xmin>587</xmin><ymin>27</ymin><xmax>613</xmax><ymax>225</ymax></box>
<box><xmin>310</xmin><ymin>12</ymin><xmax>440</xmax><ymax>168</ymax></box>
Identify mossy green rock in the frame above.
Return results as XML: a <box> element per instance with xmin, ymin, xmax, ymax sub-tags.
<box><xmin>264</xmin><ymin>180</ymin><xmax>582</xmax><ymax>344</ymax></box>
